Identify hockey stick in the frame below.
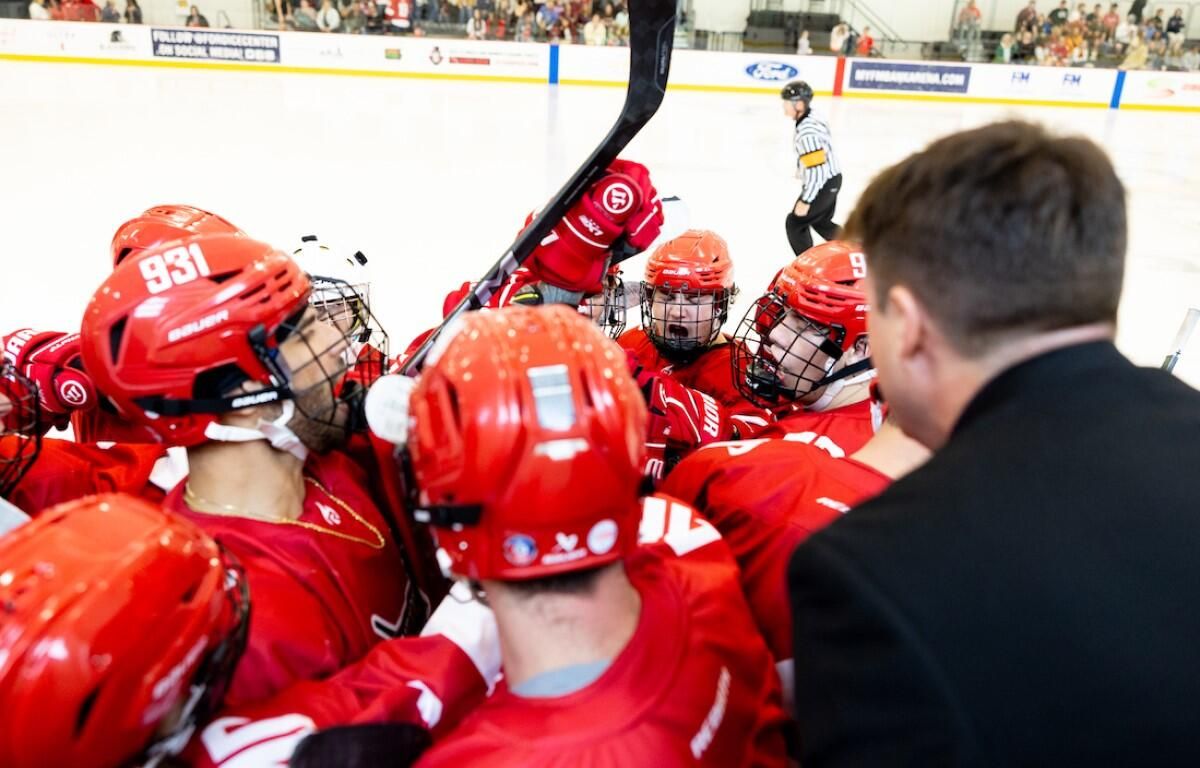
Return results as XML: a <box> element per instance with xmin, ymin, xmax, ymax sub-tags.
<box><xmin>1161</xmin><ymin>307</ymin><xmax>1200</xmax><ymax>373</ymax></box>
<box><xmin>398</xmin><ymin>0</ymin><xmax>676</xmax><ymax>375</ymax></box>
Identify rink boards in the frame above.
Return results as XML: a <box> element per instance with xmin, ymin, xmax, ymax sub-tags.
<box><xmin>0</xmin><ymin>19</ymin><xmax>1198</xmax><ymax>111</ymax></box>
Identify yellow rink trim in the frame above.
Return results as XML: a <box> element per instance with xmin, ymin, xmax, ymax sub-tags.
<box><xmin>1115</xmin><ymin>102</ymin><xmax>1200</xmax><ymax>112</ymax></box>
<box><xmin>840</xmin><ymin>89</ymin><xmax>1110</xmax><ymax>109</ymax></box>
<box><xmin>0</xmin><ymin>51</ymin><xmax>546</xmax><ymax>84</ymax></box>
<box><xmin>558</xmin><ymin>77</ymin><xmax>835</xmax><ymax>96</ymax></box>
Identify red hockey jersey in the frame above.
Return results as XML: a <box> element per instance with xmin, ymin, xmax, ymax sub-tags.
<box><xmin>1</xmin><ymin>436</ymin><xmax>168</xmax><ymax>515</ymax></box>
<box><xmin>417</xmin><ymin>495</ymin><xmax>789</xmax><ymax>768</ymax></box>
<box><xmin>185</xmin><ymin>586</ymin><xmax>497</xmax><ymax>768</ymax></box>
<box><xmin>759</xmin><ymin>397</ymin><xmax>878</xmax><ymax>457</ymax></box>
<box><xmin>662</xmin><ymin>438</ymin><xmax>890</xmax><ymax>672</ymax></box>
<box><xmin>163</xmin><ymin>450</ymin><xmax>413</xmax><ymax>707</ymax></box>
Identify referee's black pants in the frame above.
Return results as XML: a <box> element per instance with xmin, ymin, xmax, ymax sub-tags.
<box><xmin>786</xmin><ymin>173</ymin><xmax>842</xmax><ymax>256</ymax></box>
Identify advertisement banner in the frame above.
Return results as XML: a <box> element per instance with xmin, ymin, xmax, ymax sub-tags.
<box><xmin>966</xmin><ymin>62</ymin><xmax>1116</xmax><ymax>105</ymax></box>
<box><xmin>846</xmin><ymin>60</ymin><xmax>971</xmax><ymax>94</ymax></box>
<box><xmin>151</xmin><ymin>28</ymin><xmax>280</xmax><ymax>64</ymax></box>
<box><xmin>556</xmin><ymin>46</ymin><xmax>839</xmax><ymax>93</ymax></box>
<box><xmin>1120</xmin><ymin>70</ymin><xmax>1200</xmax><ymax>110</ymax></box>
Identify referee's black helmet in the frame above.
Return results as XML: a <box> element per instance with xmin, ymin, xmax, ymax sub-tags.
<box><xmin>780</xmin><ymin>80</ymin><xmax>813</xmax><ymax>103</ymax></box>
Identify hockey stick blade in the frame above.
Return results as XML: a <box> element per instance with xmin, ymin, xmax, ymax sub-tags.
<box><xmin>399</xmin><ymin>0</ymin><xmax>676</xmax><ymax>375</ymax></box>
<box><xmin>1161</xmin><ymin>307</ymin><xmax>1200</xmax><ymax>373</ymax></box>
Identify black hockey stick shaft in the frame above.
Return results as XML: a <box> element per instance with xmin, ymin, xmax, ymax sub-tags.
<box><xmin>399</xmin><ymin>0</ymin><xmax>676</xmax><ymax>375</ymax></box>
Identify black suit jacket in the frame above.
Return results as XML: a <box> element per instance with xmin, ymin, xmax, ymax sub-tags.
<box><xmin>788</xmin><ymin>342</ymin><xmax>1200</xmax><ymax>766</ymax></box>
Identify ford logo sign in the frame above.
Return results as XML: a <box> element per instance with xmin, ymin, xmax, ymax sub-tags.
<box><xmin>746</xmin><ymin>61</ymin><xmax>799</xmax><ymax>81</ymax></box>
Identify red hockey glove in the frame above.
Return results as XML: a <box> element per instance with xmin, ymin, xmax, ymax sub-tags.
<box><xmin>608</xmin><ymin>158</ymin><xmax>663</xmax><ymax>255</ymax></box>
<box><xmin>528</xmin><ymin>171</ymin><xmax>643</xmax><ymax>294</ymax></box>
<box><xmin>2</xmin><ymin>330</ymin><xmax>97</xmax><ymax>429</ymax></box>
<box><xmin>645</xmin><ymin>375</ymin><xmax>733</xmax><ymax>451</ymax></box>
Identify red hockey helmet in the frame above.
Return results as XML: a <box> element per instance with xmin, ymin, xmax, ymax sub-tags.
<box><xmin>408</xmin><ymin>304</ymin><xmax>647</xmax><ymax>582</ymax></box>
<box><xmin>0</xmin><ymin>363</ymin><xmax>41</xmax><ymax>499</ymax></box>
<box><xmin>732</xmin><ymin>241</ymin><xmax>870</xmax><ymax>406</ymax></box>
<box><xmin>641</xmin><ymin>230</ymin><xmax>737</xmax><ymax>357</ymax></box>
<box><xmin>81</xmin><ymin>233</ymin><xmax>316</xmax><ymax>447</ymax></box>
<box><xmin>0</xmin><ymin>493</ymin><xmax>249</xmax><ymax>768</ymax></box>
<box><xmin>110</xmin><ymin>204</ymin><xmax>245</xmax><ymax>268</ymax></box>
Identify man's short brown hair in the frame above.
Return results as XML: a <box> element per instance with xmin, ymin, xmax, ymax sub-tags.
<box><xmin>844</xmin><ymin>120</ymin><xmax>1126</xmax><ymax>356</ymax></box>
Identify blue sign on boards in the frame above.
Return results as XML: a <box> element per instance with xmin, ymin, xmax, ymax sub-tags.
<box><xmin>151</xmin><ymin>28</ymin><xmax>280</xmax><ymax>63</ymax></box>
<box><xmin>745</xmin><ymin>61</ymin><xmax>799</xmax><ymax>82</ymax></box>
<box><xmin>849</xmin><ymin>61</ymin><xmax>970</xmax><ymax>93</ymax></box>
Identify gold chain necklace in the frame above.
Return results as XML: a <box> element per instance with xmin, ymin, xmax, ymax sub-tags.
<box><xmin>183</xmin><ymin>476</ymin><xmax>386</xmax><ymax>550</ymax></box>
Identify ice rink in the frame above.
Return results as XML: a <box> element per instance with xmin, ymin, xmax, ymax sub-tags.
<box><xmin>2</xmin><ymin>59</ymin><xmax>1199</xmax><ymax>383</ymax></box>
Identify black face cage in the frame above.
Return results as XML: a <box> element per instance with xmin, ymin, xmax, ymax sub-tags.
<box><xmin>269</xmin><ymin>276</ymin><xmax>390</xmax><ymax>434</ymax></box>
<box><xmin>1</xmin><ymin>363</ymin><xmax>42</xmax><ymax>499</ymax></box>
<box><xmin>141</xmin><ymin>553</ymin><xmax>251</xmax><ymax>768</ymax></box>
<box><xmin>641</xmin><ymin>284</ymin><xmax>734</xmax><ymax>359</ymax></box>
<box><xmin>579</xmin><ymin>273</ymin><xmax>629</xmax><ymax>340</ymax></box>
<box><xmin>730</xmin><ymin>292</ymin><xmax>846</xmax><ymax>408</ymax></box>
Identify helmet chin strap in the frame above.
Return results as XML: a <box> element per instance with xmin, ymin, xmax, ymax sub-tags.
<box><xmin>806</xmin><ymin>358</ymin><xmax>875</xmax><ymax>413</ymax></box>
<box><xmin>203</xmin><ymin>400</ymin><xmax>310</xmax><ymax>462</ymax></box>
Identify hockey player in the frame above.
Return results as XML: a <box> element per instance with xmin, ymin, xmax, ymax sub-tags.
<box><xmin>405</xmin><ymin>305</ymin><xmax>788</xmax><ymax>767</ymax></box>
<box><xmin>0</xmin><ymin>362</ymin><xmax>38</xmax><ymax>532</ymax></box>
<box><xmin>731</xmin><ymin>240</ymin><xmax>877</xmax><ymax>456</ymax></box>
<box><xmin>77</xmin><ymin>232</ymin><xmax>418</xmax><ymax>706</ymax></box>
<box><xmin>398</xmin><ymin>159</ymin><xmax>664</xmax><ymax>366</ymax></box>
<box><xmin>661</xmin><ymin>402</ymin><xmax>929</xmax><ymax>713</ymax></box>
<box><xmin>0</xmin><ymin>493</ymin><xmax>249</xmax><ymax>768</ymax></box>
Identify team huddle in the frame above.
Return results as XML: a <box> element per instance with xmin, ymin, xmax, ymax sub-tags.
<box><xmin>0</xmin><ymin>122</ymin><xmax>926</xmax><ymax>766</ymax></box>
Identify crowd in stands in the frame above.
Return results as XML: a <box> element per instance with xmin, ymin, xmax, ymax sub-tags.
<box><xmin>273</xmin><ymin>0</ymin><xmax>631</xmax><ymax>42</ymax></box>
<box><xmin>958</xmin><ymin>0</ymin><xmax>1197</xmax><ymax>70</ymax></box>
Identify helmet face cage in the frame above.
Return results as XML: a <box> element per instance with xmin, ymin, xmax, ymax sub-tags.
<box><xmin>641</xmin><ymin>283</ymin><xmax>733</xmax><ymax>359</ymax></box>
<box><xmin>269</xmin><ymin>278</ymin><xmax>389</xmax><ymax>436</ymax></box>
<box><xmin>579</xmin><ymin>273</ymin><xmax>627</xmax><ymax>340</ymax></box>
<box><xmin>0</xmin><ymin>363</ymin><xmax>42</xmax><ymax>499</ymax></box>
<box><xmin>731</xmin><ymin>291</ymin><xmax>847</xmax><ymax>408</ymax></box>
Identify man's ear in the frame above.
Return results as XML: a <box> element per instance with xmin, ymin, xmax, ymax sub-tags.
<box><xmin>886</xmin><ymin>284</ymin><xmax>929</xmax><ymax>363</ymax></box>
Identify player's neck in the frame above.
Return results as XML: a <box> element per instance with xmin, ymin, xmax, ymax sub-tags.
<box><xmin>849</xmin><ymin>420</ymin><xmax>931</xmax><ymax>480</ymax></box>
<box><xmin>489</xmin><ymin>563</ymin><xmax>642</xmax><ymax>691</ymax></box>
<box><xmin>808</xmin><ymin>378</ymin><xmax>871</xmax><ymax>412</ymax></box>
<box><xmin>185</xmin><ymin>439</ymin><xmax>307</xmax><ymax>522</ymax></box>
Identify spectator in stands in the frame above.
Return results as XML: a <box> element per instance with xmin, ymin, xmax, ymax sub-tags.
<box><xmin>100</xmin><ymin>0</ymin><xmax>119</xmax><ymax>21</ymax></box>
<box><xmin>124</xmin><ymin>0</ymin><xmax>142</xmax><ymax>22</ymax></box>
<box><xmin>292</xmin><ymin>0</ymin><xmax>318</xmax><ymax>29</ymax></box>
<box><xmin>515</xmin><ymin>9</ymin><xmax>533</xmax><ymax>40</ymax></box>
<box><xmin>584</xmin><ymin>12</ymin><xmax>606</xmax><ymax>45</ymax></box>
<box><xmin>830</xmin><ymin>22</ymin><xmax>849</xmax><ymax>54</ymax></box>
<box><xmin>1164</xmin><ymin>40</ymin><xmax>1186</xmax><ymax>68</ymax></box>
<box><xmin>797</xmin><ymin>28</ymin><xmax>812</xmax><ymax>55</ymax></box>
<box><xmin>1085</xmin><ymin>2</ymin><xmax>1100</xmax><ymax>24</ymax></box>
<box><xmin>1166</xmin><ymin>8</ymin><xmax>1185</xmax><ymax>45</ymax></box>
<box><xmin>1016</xmin><ymin>28</ymin><xmax>1038</xmax><ymax>60</ymax></box>
<box><xmin>186</xmin><ymin>4</ymin><xmax>209</xmax><ymax>25</ymax></box>
<box><xmin>1114</xmin><ymin>13</ymin><xmax>1135</xmax><ymax>49</ymax></box>
<box><xmin>1129</xmin><ymin>0</ymin><xmax>1146</xmax><ymax>23</ymax></box>
<box><xmin>466</xmin><ymin>7</ymin><xmax>486</xmax><ymax>37</ymax></box>
<box><xmin>1102</xmin><ymin>3</ymin><xmax>1119</xmax><ymax>34</ymax></box>
<box><xmin>612</xmin><ymin>3</ymin><xmax>629</xmax><ymax>45</ymax></box>
<box><xmin>856</xmin><ymin>25</ymin><xmax>875</xmax><ymax>57</ymax></box>
<box><xmin>27</xmin><ymin>0</ymin><xmax>51</xmax><ymax>19</ymax></box>
<box><xmin>1122</xmin><ymin>32</ymin><xmax>1148</xmax><ymax>67</ymax></box>
<box><xmin>1147</xmin><ymin>7</ymin><xmax>1165</xmax><ymax>33</ymax></box>
<box><xmin>1067</xmin><ymin>1</ymin><xmax>1083</xmax><ymax>23</ymax></box>
<box><xmin>1148</xmin><ymin>36</ymin><xmax>1168</xmax><ymax>68</ymax></box>
<box><xmin>340</xmin><ymin>0</ymin><xmax>363</xmax><ymax>31</ymax></box>
<box><xmin>536</xmin><ymin>0</ymin><xmax>560</xmax><ymax>37</ymax></box>
<box><xmin>995</xmin><ymin>32</ymin><xmax>1016</xmax><ymax>62</ymax></box>
<box><xmin>317</xmin><ymin>0</ymin><xmax>341</xmax><ymax>31</ymax></box>
<box><xmin>956</xmin><ymin>0</ymin><xmax>982</xmax><ymax>48</ymax></box>
<box><xmin>1183</xmin><ymin>44</ymin><xmax>1200</xmax><ymax>71</ymax></box>
<box><xmin>1016</xmin><ymin>0</ymin><xmax>1039</xmax><ymax>32</ymax></box>
<box><xmin>1049</xmin><ymin>0</ymin><xmax>1069</xmax><ymax>25</ymax></box>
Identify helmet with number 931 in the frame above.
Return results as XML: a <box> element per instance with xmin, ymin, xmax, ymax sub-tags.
<box><xmin>407</xmin><ymin>305</ymin><xmax>647</xmax><ymax>582</ymax></box>
<box><xmin>110</xmin><ymin>204</ymin><xmax>245</xmax><ymax>268</ymax></box>
<box><xmin>81</xmin><ymin>233</ymin><xmax>324</xmax><ymax>448</ymax></box>
<box><xmin>0</xmin><ymin>492</ymin><xmax>249</xmax><ymax>768</ymax></box>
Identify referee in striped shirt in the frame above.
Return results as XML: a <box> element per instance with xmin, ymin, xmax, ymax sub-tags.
<box><xmin>781</xmin><ymin>81</ymin><xmax>842</xmax><ymax>255</ymax></box>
